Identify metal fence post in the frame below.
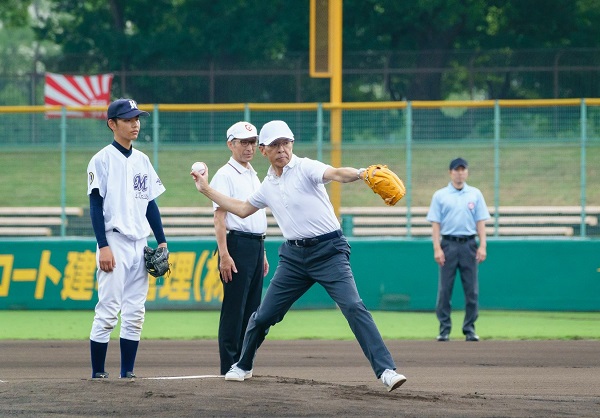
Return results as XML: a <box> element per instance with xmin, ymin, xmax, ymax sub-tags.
<box><xmin>244</xmin><ymin>103</ymin><xmax>250</xmax><ymax>122</ymax></box>
<box><xmin>153</xmin><ymin>104</ymin><xmax>160</xmax><ymax>171</ymax></box>
<box><xmin>494</xmin><ymin>100</ymin><xmax>500</xmax><ymax>237</ymax></box>
<box><xmin>60</xmin><ymin>106</ymin><xmax>67</xmax><ymax>237</ymax></box>
<box><xmin>317</xmin><ymin>102</ymin><xmax>323</xmax><ymax>162</ymax></box>
<box><xmin>580</xmin><ymin>99</ymin><xmax>587</xmax><ymax>237</ymax></box>
<box><xmin>405</xmin><ymin>101</ymin><xmax>412</xmax><ymax>237</ymax></box>
<box><xmin>341</xmin><ymin>214</ymin><xmax>353</xmax><ymax>237</ymax></box>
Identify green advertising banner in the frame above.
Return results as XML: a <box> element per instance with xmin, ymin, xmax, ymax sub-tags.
<box><xmin>1</xmin><ymin>238</ymin><xmax>599</xmax><ymax>311</ymax></box>
<box><xmin>0</xmin><ymin>238</ymin><xmax>226</xmax><ymax>310</ymax></box>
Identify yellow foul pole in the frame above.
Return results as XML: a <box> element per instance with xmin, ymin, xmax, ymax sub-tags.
<box><xmin>329</xmin><ymin>0</ymin><xmax>343</xmax><ymax>217</ymax></box>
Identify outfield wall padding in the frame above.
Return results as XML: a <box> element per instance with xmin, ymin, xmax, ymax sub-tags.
<box><xmin>1</xmin><ymin>238</ymin><xmax>598</xmax><ymax>311</ymax></box>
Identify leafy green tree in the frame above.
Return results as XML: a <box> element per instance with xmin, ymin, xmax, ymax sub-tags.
<box><xmin>0</xmin><ymin>0</ymin><xmax>32</xmax><ymax>27</ymax></box>
<box><xmin>35</xmin><ymin>0</ymin><xmax>311</xmax><ymax>102</ymax></box>
<box><xmin>0</xmin><ymin>0</ymin><xmax>61</xmax><ymax>105</ymax></box>
<box><xmin>343</xmin><ymin>0</ymin><xmax>600</xmax><ymax>100</ymax></box>
<box><xmin>3</xmin><ymin>0</ymin><xmax>600</xmax><ymax>103</ymax></box>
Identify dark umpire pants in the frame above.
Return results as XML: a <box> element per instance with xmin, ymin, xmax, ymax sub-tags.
<box><xmin>436</xmin><ymin>235</ymin><xmax>479</xmax><ymax>336</ymax></box>
<box><xmin>236</xmin><ymin>231</ymin><xmax>397</xmax><ymax>379</ymax></box>
<box><xmin>219</xmin><ymin>231</ymin><xmax>265</xmax><ymax>375</ymax></box>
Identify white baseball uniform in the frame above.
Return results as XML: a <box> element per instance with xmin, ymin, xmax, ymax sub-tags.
<box><xmin>87</xmin><ymin>144</ymin><xmax>165</xmax><ymax>342</ymax></box>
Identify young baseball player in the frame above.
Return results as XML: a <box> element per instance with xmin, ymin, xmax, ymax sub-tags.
<box><xmin>191</xmin><ymin>120</ymin><xmax>407</xmax><ymax>392</ymax></box>
<box><xmin>87</xmin><ymin>98</ymin><xmax>168</xmax><ymax>379</ymax></box>
<box><xmin>210</xmin><ymin>121</ymin><xmax>269</xmax><ymax>375</ymax></box>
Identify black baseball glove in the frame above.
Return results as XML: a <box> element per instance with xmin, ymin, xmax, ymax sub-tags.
<box><xmin>143</xmin><ymin>246</ymin><xmax>171</xmax><ymax>278</ymax></box>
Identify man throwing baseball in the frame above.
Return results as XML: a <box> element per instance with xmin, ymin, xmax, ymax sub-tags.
<box><xmin>191</xmin><ymin>120</ymin><xmax>407</xmax><ymax>392</ymax></box>
<box><xmin>87</xmin><ymin>98</ymin><xmax>168</xmax><ymax>379</ymax></box>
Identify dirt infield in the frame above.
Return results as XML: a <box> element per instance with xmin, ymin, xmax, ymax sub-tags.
<box><xmin>1</xmin><ymin>339</ymin><xmax>598</xmax><ymax>417</ymax></box>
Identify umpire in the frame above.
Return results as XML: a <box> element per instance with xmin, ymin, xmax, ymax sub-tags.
<box><xmin>427</xmin><ymin>157</ymin><xmax>490</xmax><ymax>342</ymax></box>
<box><xmin>210</xmin><ymin>122</ymin><xmax>269</xmax><ymax>375</ymax></box>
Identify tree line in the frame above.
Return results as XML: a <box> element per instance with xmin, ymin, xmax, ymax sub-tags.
<box><xmin>1</xmin><ymin>0</ymin><xmax>600</xmax><ymax>104</ymax></box>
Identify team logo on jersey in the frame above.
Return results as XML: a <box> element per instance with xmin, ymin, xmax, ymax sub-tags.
<box><xmin>134</xmin><ymin>173</ymin><xmax>149</xmax><ymax>200</ymax></box>
<box><xmin>88</xmin><ymin>172</ymin><xmax>94</xmax><ymax>185</ymax></box>
<box><xmin>468</xmin><ymin>201</ymin><xmax>475</xmax><ymax>210</ymax></box>
<box><xmin>156</xmin><ymin>178</ymin><xmax>163</xmax><ymax>186</ymax></box>
<box><xmin>134</xmin><ymin>174</ymin><xmax>148</xmax><ymax>191</ymax></box>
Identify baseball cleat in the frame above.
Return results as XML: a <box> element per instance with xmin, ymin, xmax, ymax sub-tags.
<box><xmin>437</xmin><ymin>334</ymin><xmax>450</xmax><ymax>342</ymax></box>
<box><xmin>465</xmin><ymin>333</ymin><xmax>480</xmax><ymax>342</ymax></box>
<box><xmin>120</xmin><ymin>372</ymin><xmax>136</xmax><ymax>379</ymax></box>
<box><xmin>224</xmin><ymin>363</ymin><xmax>253</xmax><ymax>381</ymax></box>
<box><xmin>93</xmin><ymin>372</ymin><xmax>109</xmax><ymax>379</ymax></box>
<box><xmin>380</xmin><ymin>369</ymin><xmax>407</xmax><ymax>392</ymax></box>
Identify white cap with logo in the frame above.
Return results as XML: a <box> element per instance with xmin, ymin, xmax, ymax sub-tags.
<box><xmin>259</xmin><ymin>120</ymin><xmax>295</xmax><ymax>146</ymax></box>
<box><xmin>226</xmin><ymin>122</ymin><xmax>258</xmax><ymax>142</ymax></box>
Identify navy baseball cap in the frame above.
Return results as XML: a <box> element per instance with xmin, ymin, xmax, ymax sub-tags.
<box><xmin>449</xmin><ymin>157</ymin><xmax>468</xmax><ymax>170</ymax></box>
<box><xmin>107</xmin><ymin>98</ymin><xmax>149</xmax><ymax>119</ymax></box>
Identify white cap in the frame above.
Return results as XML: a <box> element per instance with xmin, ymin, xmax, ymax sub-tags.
<box><xmin>226</xmin><ymin>121</ymin><xmax>258</xmax><ymax>142</ymax></box>
<box><xmin>259</xmin><ymin>120</ymin><xmax>295</xmax><ymax>146</ymax></box>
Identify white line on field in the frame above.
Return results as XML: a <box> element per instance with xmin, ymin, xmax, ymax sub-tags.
<box><xmin>144</xmin><ymin>375</ymin><xmax>222</xmax><ymax>380</ymax></box>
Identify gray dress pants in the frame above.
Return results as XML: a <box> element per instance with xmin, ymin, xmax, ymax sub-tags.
<box><xmin>436</xmin><ymin>238</ymin><xmax>479</xmax><ymax>336</ymax></box>
<box><xmin>236</xmin><ymin>235</ymin><xmax>397</xmax><ymax>378</ymax></box>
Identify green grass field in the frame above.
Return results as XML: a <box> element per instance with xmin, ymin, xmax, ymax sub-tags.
<box><xmin>1</xmin><ymin>310</ymin><xmax>598</xmax><ymax>341</ymax></box>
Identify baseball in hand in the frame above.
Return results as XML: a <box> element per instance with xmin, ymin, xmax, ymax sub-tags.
<box><xmin>191</xmin><ymin>161</ymin><xmax>206</xmax><ymax>175</ymax></box>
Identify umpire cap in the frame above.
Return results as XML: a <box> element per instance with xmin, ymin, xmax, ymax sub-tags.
<box><xmin>227</xmin><ymin>122</ymin><xmax>258</xmax><ymax>141</ymax></box>
<box><xmin>449</xmin><ymin>157</ymin><xmax>468</xmax><ymax>170</ymax></box>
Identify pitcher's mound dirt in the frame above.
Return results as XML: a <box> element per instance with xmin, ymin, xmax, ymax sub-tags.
<box><xmin>1</xmin><ymin>340</ymin><xmax>598</xmax><ymax>417</ymax></box>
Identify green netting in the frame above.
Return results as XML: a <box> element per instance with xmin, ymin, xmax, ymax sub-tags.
<box><xmin>0</xmin><ymin>102</ymin><xmax>598</xmax><ymax>237</ymax></box>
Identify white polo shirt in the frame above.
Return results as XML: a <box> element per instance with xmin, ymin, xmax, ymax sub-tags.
<box><xmin>210</xmin><ymin>157</ymin><xmax>267</xmax><ymax>234</ymax></box>
<box><xmin>87</xmin><ymin>144</ymin><xmax>165</xmax><ymax>240</ymax></box>
<box><xmin>248</xmin><ymin>155</ymin><xmax>340</xmax><ymax>240</ymax></box>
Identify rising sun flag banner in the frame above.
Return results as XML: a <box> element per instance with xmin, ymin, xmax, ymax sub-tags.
<box><xmin>44</xmin><ymin>73</ymin><xmax>113</xmax><ymax>119</ymax></box>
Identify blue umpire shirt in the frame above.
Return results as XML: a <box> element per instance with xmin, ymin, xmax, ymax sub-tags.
<box><xmin>426</xmin><ymin>182</ymin><xmax>490</xmax><ymax>236</ymax></box>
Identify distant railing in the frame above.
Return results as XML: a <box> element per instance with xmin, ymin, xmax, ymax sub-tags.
<box><xmin>1</xmin><ymin>206</ymin><xmax>599</xmax><ymax>239</ymax></box>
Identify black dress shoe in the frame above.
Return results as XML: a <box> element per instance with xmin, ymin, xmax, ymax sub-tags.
<box><xmin>465</xmin><ymin>334</ymin><xmax>479</xmax><ymax>342</ymax></box>
<box><xmin>436</xmin><ymin>334</ymin><xmax>449</xmax><ymax>342</ymax></box>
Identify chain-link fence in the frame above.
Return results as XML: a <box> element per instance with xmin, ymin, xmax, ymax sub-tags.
<box><xmin>1</xmin><ymin>99</ymin><xmax>599</xmax><ymax>238</ymax></box>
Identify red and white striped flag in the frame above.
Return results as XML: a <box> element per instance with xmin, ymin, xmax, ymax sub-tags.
<box><xmin>44</xmin><ymin>73</ymin><xmax>114</xmax><ymax>119</ymax></box>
